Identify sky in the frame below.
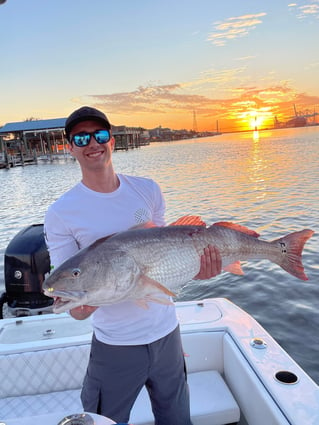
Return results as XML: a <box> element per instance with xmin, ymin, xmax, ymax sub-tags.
<box><xmin>0</xmin><ymin>0</ymin><xmax>319</xmax><ymax>132</ymax></box>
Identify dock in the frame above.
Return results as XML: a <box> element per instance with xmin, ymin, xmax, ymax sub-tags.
<box><xmin>0</xmin><ymin>118</ymin><xmax>150</xmax><ymax>168</ymax></box>
<box><xmin>0</xmin><ymin>152</ymin><xmax>37</xmax><ymax>169</ymax></box>
<box><xmin>113</xmin><ymin>126</ymin><xmax>149</xmax><ymax>151</ymax></box>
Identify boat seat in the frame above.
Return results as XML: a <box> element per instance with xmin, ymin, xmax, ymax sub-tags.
<box><xmin>130</xmin><ymin>370</ymin><xmax>240</xmax><ymax>425</ymax></box>
<box><xmin>0</xmin><ymin>331</ymin><xmax>240</xmax><ymax>424</ymax></box>
<box><xmin>0</xmin><ymin>371</ymin><xmax>239</xmax><ymax>425</ymax></box>
<box><xmin>0</xmin><ymin>388</ymin><xmax>83</xmax><ymax>419</ymax></box>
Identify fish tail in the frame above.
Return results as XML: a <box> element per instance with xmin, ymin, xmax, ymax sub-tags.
<box><xmin>272</xmin><ymin>229</ymin><xmax>314</xmax><ymax>281</ymax></box>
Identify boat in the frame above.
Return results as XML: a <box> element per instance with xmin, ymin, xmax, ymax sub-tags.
<box><xmin>0</xmin><ymin>226</ymin><xmax>319</xmax><ymax>425</ymax></box>
<box><xmin>273</xmin><ymin>104</ymin><xmax>319</xmax><ymax>129</ymax></box>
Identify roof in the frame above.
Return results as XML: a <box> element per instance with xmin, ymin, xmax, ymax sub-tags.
<box><xmin>0</xmin><ymin>118</ymin><xmax>66</xmax><ymax>134</ymax></box>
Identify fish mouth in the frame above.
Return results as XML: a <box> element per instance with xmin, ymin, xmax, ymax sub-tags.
<box><xmin>44</xmin><ymin>289</ymin><xmax>87</xmax><ymax>313</ymax></box>
<box><xmin>53</xmin><ymin>296</ymin><xmax>74</xmax><ymax>313</ymax></box>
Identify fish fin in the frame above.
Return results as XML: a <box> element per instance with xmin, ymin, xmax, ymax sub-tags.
<box><xmin>134</xmin><ymin>293</ymin><xmax>174</xmax><ymax>308</ymax></box>
<box><xmin>130</xmin><ymin>221</ymin><xmax>157</xmax><ymax>229</ymax></box>
<box><xmin>145</xmin><ymin>295</ymin><xmax>174</xmax><ymax>305</ymax></box>
<box><xmin>134</xmin><ymin>299</ymin><xmax>150</xmax><ymax>309</ymax></box>
<box><xmin>223</xmin><ymin>261</ymin><xmax>244</xmax><ymax>275</ymax></box>
<box><xmin>170</xmin><ymin>215</ymin><xmax>206</xmax><ymax>227</ymax></box>
<box><xmin>141</xmin><ymin>275</ymin><xmax>176</xmax><ymax>297</ymax></box>
<box><xmin>213</xmin><ymin>221</ymin><xmax>260</xmax><ymax>238</ymax></box>
<box><xmin>273</xmin><ymin>229</ymin><xmax>314</xmax><ymax>281</ymax></box>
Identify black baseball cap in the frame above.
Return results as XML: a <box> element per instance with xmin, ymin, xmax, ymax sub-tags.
<box><xmin>65</xmin><ymin>106</ymin><xmax>111</xmax><ymax>141</ymax></box>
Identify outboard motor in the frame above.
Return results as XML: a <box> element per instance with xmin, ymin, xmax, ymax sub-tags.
<box><xmin>1</xmin><ymin>224</ymin><xmax>53</xmax><ymax>317</ymax></box>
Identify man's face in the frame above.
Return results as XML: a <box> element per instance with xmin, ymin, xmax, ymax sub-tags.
<box><xmin>69</xmin><ymin>120</ymin><xmax>115</xmax><ymax>170</ymax></box>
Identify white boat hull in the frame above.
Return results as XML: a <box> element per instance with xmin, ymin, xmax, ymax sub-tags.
<box><xmin>0</xmin><ymin>298</ymin><xmax>318</xmax><ymax>425</ymax></box>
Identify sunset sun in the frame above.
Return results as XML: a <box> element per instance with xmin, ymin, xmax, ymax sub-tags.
<box><xmin>249</xmin><ymin>114</ymin><xmax>264</xmax><ymax>130</ymax></box>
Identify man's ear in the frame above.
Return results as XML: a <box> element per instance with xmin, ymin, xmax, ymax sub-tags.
<box><xmin>110</xmin><ymin>136</ymin><xmax>116</xmax><ymax>151</ymax></box>
<box><xmin>68</xmin><ymin>142</ymin><xmax>74</xmax><ymax>155</ymax></box>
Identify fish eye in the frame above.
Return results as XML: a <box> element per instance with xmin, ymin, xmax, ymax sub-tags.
<box><xmin>72</xmin><ymin>268</ymin><xmax>81</xmax><ymax>278</ymax></box>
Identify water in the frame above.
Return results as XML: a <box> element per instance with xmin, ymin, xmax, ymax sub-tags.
<box><xmin>1</xmin><ymin>126</ymin><xmax>318</xmax><ymax>383</ymax></box>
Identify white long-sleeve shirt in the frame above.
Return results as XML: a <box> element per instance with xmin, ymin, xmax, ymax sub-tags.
<box><xmin>44</xmin><ymin>174</ymin><xmax>178</xmax><ymax>345</ymax></box>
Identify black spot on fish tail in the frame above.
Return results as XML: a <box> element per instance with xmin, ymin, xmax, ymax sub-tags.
<box><xmin>272</xmin><ymin>229</ymin><xmax>314</xmax><ymax>281</ymax></box>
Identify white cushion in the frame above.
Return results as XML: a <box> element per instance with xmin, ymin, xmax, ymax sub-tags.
<box><xmin>182</xmin><ymin>332</ymin><xmax>225</xmax><ymax>373</ymax></box>
<box><xmin>0</xmin><ymin>389</ymin><xmax>83</xmax><ymax>419</ymax></box>
<box><xmin>130</xmin><ymin>370</ymin><xmax>240</xmax><ymax>425</ymax></box>
<box><xmin>0</xmin><ymin>345</ymin><xmax>90</xmax><ymax>397</ymax></box>
<box><xmin>189</xmin><ymin>371</ymin><xmax>240</xmax><ymax>425</ymax></box>
<box><xmin>0</xmin><ymin>371</ymin><xmax>239</xmax><ymax>424</ymax></box>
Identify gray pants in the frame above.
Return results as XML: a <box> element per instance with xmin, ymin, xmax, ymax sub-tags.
<box><xmin>81</xmin><ymin>326</ymin><xmax>192</xmax><ymax>425</ymax></box>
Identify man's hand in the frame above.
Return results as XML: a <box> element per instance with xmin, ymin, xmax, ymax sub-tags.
<box><xmin>70</xmin><ymin>305</ymin><xmax>98</xmax><ymax>320</ymax></box>
<box><xmin>194</xmin><ymin>245</ymin><xmax>222</xmax><ymax>279</ymax></box>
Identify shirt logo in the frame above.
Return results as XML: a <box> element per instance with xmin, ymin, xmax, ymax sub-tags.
<box><xmin>134</xmin><ymin>208</ymin><xmax>151</xmax><ymax>224</ymax></box>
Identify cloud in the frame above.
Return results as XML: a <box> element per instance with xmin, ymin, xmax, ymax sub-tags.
<box><xmin>289</xmin><ymin>1</ymin><xmax>319</xmax><ymax>19</ymax></box>
<box><xmin>207</xmin><ymin>13</ymin><xmax>266</xmax><ymax>46</ymax></box>
<box><xmin>235</xmin><ymin>56</ymin><xmax>256</xmax><ymax>61</ymax></box>
<box><xmin>82</xmin><ymin>78</ymin><xmax>319</xmax><ymax>130</ymax></box>
<box><xmin>299</xmin><ymin>3</ymin><xmax>319</xmax><ymax>15</ymax></box>
<box><xmin>183</xmin><ymin>67</ymin><xmax>246</xmax><ymax>89</ymax></box>
<box><xmin>87</xmin><ymin>84</ymin><xmax>212</xmax><ymax>116</ymax></box>
<box><xmin>305</xmin><ymin>61</ymin><xmax>319</xmax><ymax>70</ymax></box>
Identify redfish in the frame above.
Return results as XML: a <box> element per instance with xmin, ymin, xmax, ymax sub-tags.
<box><xmin>43</xmin><ymin>216</ymin><xmax>314</xmax><ymax>313</ymax></box>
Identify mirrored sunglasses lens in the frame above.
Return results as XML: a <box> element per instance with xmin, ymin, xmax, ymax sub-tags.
<box><xmin>73</xmin><ymin>133</ymin><xmax>90</xmax><ymax>147</ymax></box>
<box><xmin>94</xmin><ymin>130</ymin><xmax>110</xmax><ymax>144</ymax></box>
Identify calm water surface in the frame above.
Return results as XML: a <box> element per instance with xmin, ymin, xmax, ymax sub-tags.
<box><xmin>1</xmin><ymin>126</ymin><xmax>318</xmax><ymax>383</ymax></box>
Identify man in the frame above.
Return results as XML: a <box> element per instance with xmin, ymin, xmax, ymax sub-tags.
<box><xmin>44</xmin><ymin>106</ymin><xmax>222</xmax><ymax>424</ymax></box>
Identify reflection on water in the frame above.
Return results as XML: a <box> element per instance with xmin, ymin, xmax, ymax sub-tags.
<box><xmin>0</xmin><ymin>126</ymin><xmax>319</xmax><ymax>383</ymax></box>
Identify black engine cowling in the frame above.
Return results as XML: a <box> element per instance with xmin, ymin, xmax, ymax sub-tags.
<box><xmin>2</xmin><ymin>224</ymin><xmax>53</xmax><ymax>317</ymax></box>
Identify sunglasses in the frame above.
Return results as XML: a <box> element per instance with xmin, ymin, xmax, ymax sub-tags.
<box><xmin>71</xmin><ymin>129</ymin><xmax>111</xmax><ymax>147</ymax></box>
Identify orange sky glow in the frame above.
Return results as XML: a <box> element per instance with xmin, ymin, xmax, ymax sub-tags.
<box><xmin>87</xmin><ymin>83</ymin><xmax>319</xmax><ymax>133</ymax></box>
<box><xmin>1</xmin><ymin>1</ymin><xmax>319</xmax><ymax>133</ymax></box>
